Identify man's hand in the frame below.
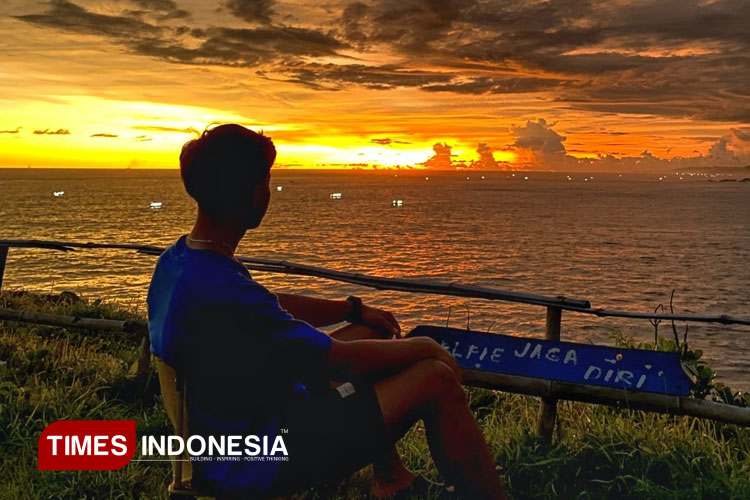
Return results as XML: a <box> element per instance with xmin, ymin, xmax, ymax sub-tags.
<box><xmin>360</xmin><ymin>304</ymin><xmax>402</xmax><ymax>338</ymax></box>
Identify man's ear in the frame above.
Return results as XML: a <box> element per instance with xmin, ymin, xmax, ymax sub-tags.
<box><xmin>251</xmin><ymin>182</ymin><xmax>264</xmax><ymax>209</ymax></box>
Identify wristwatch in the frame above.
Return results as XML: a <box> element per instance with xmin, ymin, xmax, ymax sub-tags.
<box><xmin>346</xmin><ymin>296</ymin><xmax>363</xmax><ymax>323</ymax></box>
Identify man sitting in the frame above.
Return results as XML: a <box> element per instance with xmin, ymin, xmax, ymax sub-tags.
<box><xmin>147</xmin><ymin>124</ymin><xmax>506</xmax><ymax>500</ymax></box>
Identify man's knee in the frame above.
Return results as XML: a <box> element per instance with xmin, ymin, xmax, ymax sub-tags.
<box><xmin>411</xmin><ymin>359</ymin><xmax>466</xmax><ymax>408</ymax></box>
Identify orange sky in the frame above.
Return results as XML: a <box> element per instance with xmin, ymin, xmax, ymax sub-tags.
<box><xmin>1</xmin><ymin>0</ymin><xmax>749</xmax><ymax>171</ymax></box>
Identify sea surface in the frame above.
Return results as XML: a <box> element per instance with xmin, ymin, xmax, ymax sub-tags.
<box><xmin>1</xmin><ymin>168</ymin><xmax>749</xmax><ymax>390</ymax></box>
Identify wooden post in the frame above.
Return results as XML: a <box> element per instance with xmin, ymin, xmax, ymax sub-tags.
<box><xmin>0</xmin><ymin>245</ymin><xmax>8</xmax><ymax>292</ymax></box>
<box><xmin>137</xmin><ymin>335</ymin><xmax>151</xmax><ymax>375</ymax></box>
<box><xmin>537</xmin><ymin>306</ymin><xmax>562</xmax><ymax>442</ymax></box>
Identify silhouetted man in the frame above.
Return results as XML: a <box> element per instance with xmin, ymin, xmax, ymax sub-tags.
<box><xmin>147</xmin><ymin>124</ymin><xmax>506</xmax><ymax>499</ymax></box>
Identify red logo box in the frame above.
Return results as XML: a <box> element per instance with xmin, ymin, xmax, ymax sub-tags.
<box><xmin>38</xmin><ymin>420</ymin><xmax>136</xmax><ymax>470</ymax></box>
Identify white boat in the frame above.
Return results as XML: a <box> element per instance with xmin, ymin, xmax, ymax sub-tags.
<box><xmin>392</xmin><ymin>199</ymin><xmax>403</xmax><ymax>207</ymax></box>
<box><xmin>329</xmin><ymin>192</ymin><xmax>342</xmax><ymax>200</ymax></box>
<box><xmin>53</xmin><ymin>191</ymin><xmax>64</xmax><ymax>197</ymax></box>
<box><xmin>276</xmin><ymin>186</ymin><xmax>283</xmax><ymax>191</ymax></box>
<box><xmin>150</xmin><ymin>202</ymin><xmax>163</xmax><ymax>209</ymax></box>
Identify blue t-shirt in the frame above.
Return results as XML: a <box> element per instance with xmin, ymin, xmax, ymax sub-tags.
<box><xmin>147</xmin><ymin>235</ymin><xmax>332</xmax><ymax>496</ymax></box>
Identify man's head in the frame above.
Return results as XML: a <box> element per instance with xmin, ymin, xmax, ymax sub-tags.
<box><xmin>180</xmin><ymin>124</ymin><xmax>277</xmax><ymax>229</ymax></box>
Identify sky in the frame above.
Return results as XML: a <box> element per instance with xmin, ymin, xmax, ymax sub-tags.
<box><xmin>1</xmin><ymin>0</ymin><xmax>750</xmax><ymax>171</ymax></box>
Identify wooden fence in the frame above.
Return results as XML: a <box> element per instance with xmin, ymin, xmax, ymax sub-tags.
<box><xmin>1</xmin><ymin>239</ymin><xmax>749</xmax><ymax>437</ymax></box>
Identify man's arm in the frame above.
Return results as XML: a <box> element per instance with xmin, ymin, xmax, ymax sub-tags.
<box><xmin>327</xmin><ymin>336</ymin><xmax>462</xmax><ymax>381</ymax></box>
<box><xmin>276</xmin><ymin>293</ymin><xmax>350</xmax><ymax>327</ymax></box>
<box><xmin>276</xmin><ymin>293</ymin><xmax>401</xmax><ymax>337</ymax></box>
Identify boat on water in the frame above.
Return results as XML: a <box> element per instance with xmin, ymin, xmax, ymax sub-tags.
<box><xmin>53</xmin><ymin>191</ymin><xmax>64</xmax><ymax>197</ymax></box>
<box><xmin>150</xmin><ymin>202</ymin><xmax>163</xmax><ymax>209</ymax></box>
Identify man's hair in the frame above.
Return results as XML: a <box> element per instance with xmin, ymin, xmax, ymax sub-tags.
<box><xmin>179</xmin><ymin>124</ymin><xmax>277</xmax><ymax>219</ymax></box>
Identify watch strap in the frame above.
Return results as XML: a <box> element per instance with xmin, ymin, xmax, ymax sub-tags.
<box><xmin>346</xmin><ymin>296</ymin><xmax>363</xmax><ymax>323</ymax></box>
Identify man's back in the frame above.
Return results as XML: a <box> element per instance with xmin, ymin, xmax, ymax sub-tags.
<box><xmin>147</xmin><ymin>235</ymin><xmax>332</xmax><ymax>496</ymax></box>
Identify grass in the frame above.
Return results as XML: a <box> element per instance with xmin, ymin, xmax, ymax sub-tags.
<box><xmin>1</xmin><ymin>290</ymin><xmax>749</xmax><ymax>499</ymax></box>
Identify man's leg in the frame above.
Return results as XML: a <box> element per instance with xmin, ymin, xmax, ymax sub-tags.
<box><xmin>374</xmin><ymin>358</ymin><xmax>507</xmax><ymax>500</ymax></box>
<box><xmin>330</xmin><ymin>324</ymin><xmax>416</xmax><ymax>498</ymax></box>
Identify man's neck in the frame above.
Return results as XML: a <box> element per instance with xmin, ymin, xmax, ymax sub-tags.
<box><xmin>187</xmin><ymin>211</ymin><xmax>245</xmax><ymax>259</ymax></box>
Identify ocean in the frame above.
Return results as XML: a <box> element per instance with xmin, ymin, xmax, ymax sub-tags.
<box><xmin>1</xmin><ymin>168</ymin><xmax>748</xmax><ymax>390</ymax></box>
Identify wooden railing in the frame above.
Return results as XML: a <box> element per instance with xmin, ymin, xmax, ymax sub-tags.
<box><xmin>1</xmin><ymin>239</ymin><xmax>749</xmax><ymax>436</ymax></box>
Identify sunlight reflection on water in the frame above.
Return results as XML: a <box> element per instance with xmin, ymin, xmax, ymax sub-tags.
<box><xmin>1</xmin><ymin>169</ymin><xmax>748</xmax><ymax>390</ymax></box>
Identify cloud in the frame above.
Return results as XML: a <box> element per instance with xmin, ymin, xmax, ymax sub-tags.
<box><xmin>0</xmin><ymin>127</ymin><xmax>21</xmax><ymax>134</ymax></box>
<box><xmin>420</xmin><ymin>142</ymin><xmax>512</xmax><ymax>171</ymax></box>
<box><xmin>127</xmin><ymin>0</ymin><xmax>190</xmax><ymax>21</ymax></box>
<box><xmin>709</xmin><ymin>138</ymin><xmax>732</xmax><ymax>159</ymax></box>
<box><xmin>335</xmin><ymin>0</ymin><xmax>750</xmax><ymax>122</ymax></box>
<box><xmin>422</xmin><ymin>142</ymin><xmax>455</xmax><ymax>169</ymax></box>
<box><xmin>134</xmin><ymin>135</ymin><xmax>153</xmax><ymax>142</ymax></box>
<box><xmin>130</xmin><ymin>25</ymin><xmax>347</xmax><ymax>70</ymax></box>
<box><xmin>421</xmin><ymin>76</ymin><xmax>561</xmax><ymax>94</ymax></box>
<box><xmin>277</xmin><ymin>62</ymin><xmax>452</xmax><ymax>91</ymax></box>
<box><xmin>33</xmin><ymin>128</ymin><xmax>71</xmax><ymax>135</ymax></box>
<box><xmin>470</xmin><ymin>143</ymin><xmax>499</xmax><ymax>169</ymax></box>
<box><xmin>132</xmin><ymin>125</ymin><xmax>200</xmax><ymax>134</ymax></box>
<box><xmin>732</xmin><ymin>128</ymin><xmax>750</xmax><ymax>142</ymax></box>
<box><xmin>15</xmin><ymin>0</ymin><xmax>162</xmax><ymax>39</ymax></box>
<box><xmin>507</xmin><ymin>118</ymin><xmax>750</xmax><ymax>171</ymax></box>
<box><xmin>17</xmin><ymin>0</ymin><xmax>344</xmax><ymax>71</ymax></box>
<box><xmin>90</xmin><ymin>133</ymin><xmax>118</xmax><ymax>138</ymax></box>
<box><xmin>370</xmin><ymin>137</ymin><xmax>410</xmax><ymax>145</ymax></box>
<box><xmin>224</xmin><ymin>0</ymin><xmax>275</xmax><ymax>24</ymax></box>
<box><xmin>14</xmin><ymin>0</ymin><xmax>750</xmax><ymax>124</ymax></box>
<box><xmin>339</xmin><ymin>0</ymin><xmax>466</xmax><ymax>51</ymax></box>
<box><xmin>511</xmin><ymin>119</ymin><xmax>566</xmax><ymax>155</ymax></box>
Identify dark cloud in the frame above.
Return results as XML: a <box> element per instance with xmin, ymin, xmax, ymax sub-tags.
<box><xmin>507</xmin><ymin>118</ymin><xmax>750</xmax><ymax>171</ymax></box>
<box><xmin>129</xmin><ymin>0</ymin><xmax>190</xmax><ymax>20</ymax></box>
<box><xmin>90</xmin><ymin>133</ymin><xmax>118</xmax><ymax>138</ymax></box>
<box><xmin>33</xmin><ymin>128</ymin><xmax>71</xmax><ymax>135</ymax></box>
<box><xmin>732</xmin><ymin>128</ymin><xmax>750</xmax><ymax>142</ymax></box>
<box><xmin>370</xmin><ymin>137</ymin><xmax>411</xmax><ymax>145</ymax></box>
<box><xmin>130</xmin><ymin>26</ymin><xmax>346</xmax><ymax>68</ymax></box>
<box><xmin>14</xmin><ymin>0</ymin><xmax>750</xmax><ymax>123</ymax></box>
<box><xmin>606</xmin><ymin>0</ymin><xmax>750</xmax><ymax>46</ymax></box>
<box><xmin>421</xmin><ymin>76</ymin><xmax>561</xmax><ymax>94</ymax></box>
<box><xmin>17</xmin><ymin>1</ymin><xmax>343</xmax><ymax>70</ymax></box>
<box><xmin>134</xmin><ymin>135</ymin><xmax>153</xmax><ymax>142</ymax></box>
<box><xmin>15</xmin><ymin>0</ymin><xmax>162</xmax><ymax>39</ymax></box>
<box><xmin>334</xmin><ymin>0</ymin><xmax>750</xmax><ymax>122</ymax></box>
<box><xmin>565</xmin><ymin>128</ymin><xmax>629</xmax><ymax>136</ymax></box>
<box><xmin>471</xmin><ymin>143</ymin><xmax>499</xmax><ymax>169</ymax></box>
<box><xmin>279</xmin><ymin>62</ymin><xmax>452</xmax><ymax>91</ymax></box>
<box><xmin>340</xmin><ymin>0</ymin><xmax>468</xmax><ymax>51</ymax></box>
<box><xmin>0</xmin><ymin>127</ymin><xmax>21</xmax><ymax>134</ymax></box>
<box><xmin>422</xmin><ymin>142</ymin><xmax>455</xmax><ymax>169</ymax></box>
<box><xmin>511</xmin><ymin>119</ymin><xmax>566</xmax><ymax>154</ymax></box>
<box><xmin>708</xmin><ymin>138</ymin><xmax>733</xmax><ymax>160</ymax></box>
<box><xmin>691</xmin><ymin>136</ymin><xmax>721</xmax><ymax>142</ymax></box>
<box><xmin>132</xmin><ymin>125</ymin><xmax>199</xmax><ymax>134</ymax></box>
<box><xmin>224</xmin><ymin>0</ymin><xmax>275</xmax><ymax>24</ymax></box>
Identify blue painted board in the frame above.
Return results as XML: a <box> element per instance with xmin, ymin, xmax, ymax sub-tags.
<box><xmin>407</xmin><ymin>325</ymin><xmax>692</xmax><ymax>396</ymax></box>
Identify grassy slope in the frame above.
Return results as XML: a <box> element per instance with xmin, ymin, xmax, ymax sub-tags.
<box><xmin>1</xmin><ymin>291</ymin><xmax>748</xmax><ymax>500</ymax></box>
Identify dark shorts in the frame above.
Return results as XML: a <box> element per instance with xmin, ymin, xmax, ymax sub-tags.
<box><xmin>269</xmin><ymin>381</ymin><xmax>389</xmax><ymax>496</ymax></box>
